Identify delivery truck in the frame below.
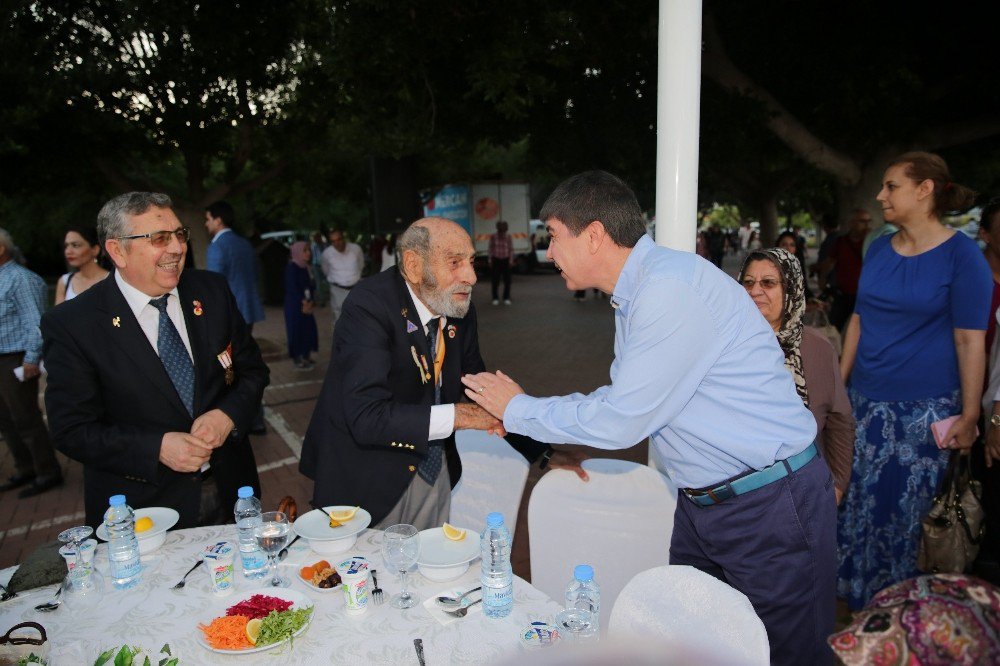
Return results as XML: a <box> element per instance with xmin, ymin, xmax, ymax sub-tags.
<box><xmin>421</xmin><ymin>182</ymin><xmax>532</xmax><ymax>267</ymax></box>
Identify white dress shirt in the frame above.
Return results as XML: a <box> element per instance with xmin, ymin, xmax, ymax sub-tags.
<box><xmin>405</xmin><ymin>283</ymin><xmax>455</xmax><ymax>441</ymax></box>
<box><xmin>115</xmin><ymin>271</ymin><xmax>193</xmax><ymax>360</ymax></box>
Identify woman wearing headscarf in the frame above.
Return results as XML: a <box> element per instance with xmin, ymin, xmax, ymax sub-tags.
<box><xmin>838</xmin><ymin>151</ymin><xmax>992</xmax><ymax>609</ymax></box>
<box><xmin>284</xmin><ymin>241</ymin><xmax>319</xmax><ymax>370</ymax></box>
<box><xmin>739</xmin><ymin>247</ymin><xmax>855</xmax><ymax>503</ymax></box>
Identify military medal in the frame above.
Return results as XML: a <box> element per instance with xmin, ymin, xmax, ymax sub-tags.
<box><xmin>447</xmin><ymin>324</ymin><xmax>456</xmax><ymax>339</ymax></box>
<box><xmin>217</xmin><ymin>343</ymin><xmax>234</xmax><ymax>385</ymax></box>
<box><xmin>410</xmin><ymin>346</ymin><xmax>428</xmax><ymax>384</ymax></box>
<box><xmin>192</xmin><ymin>300</ymin><xmax>204</xmax><ymax>316</ymax></box>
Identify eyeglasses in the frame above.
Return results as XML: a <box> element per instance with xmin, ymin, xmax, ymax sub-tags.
<box><xmin>114</xmin><ymin>227</ymin><xmax>190</xmax><ymax>247</ymax></box>
<box><xmin>741</xmin><ymin>277</ymin><xmax>782</xmax><ymax>290</ymax></box>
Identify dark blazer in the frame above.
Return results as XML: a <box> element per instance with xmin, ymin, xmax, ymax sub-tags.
<box><xmin>300</xmin><ymin>267</ymin><xmax>546</xmax><ymax>525</ymax></box>
<box><xmin>41</xmin><ymin>269</ymin><xmax>268</xmax><ymax>529</ymax></box>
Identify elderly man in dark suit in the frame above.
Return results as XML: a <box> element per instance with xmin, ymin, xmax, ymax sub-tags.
<box><xmin>300</xmin><ymin>217</ymin><xmax>585</xmax><ymax>530</ymax></box>
<box><xmin>42</xmin><ymin>192</ymin><xmax>268</xmax><ymax>529</ymax></box>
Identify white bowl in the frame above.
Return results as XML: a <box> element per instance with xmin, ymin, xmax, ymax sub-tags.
<box><xmin>138</xmin><ymin>530</ymin><xmax>165</xmax><ymax>555</ymax></box>
<box><xmin>308</xmin><ymin>534</ymin><xmax>357</xmax><ymax>554</ymax></box>
<box><xmin>419</xmin><ymin>562</ymin><xmax>470</xmax><ymax>582</ymax></box>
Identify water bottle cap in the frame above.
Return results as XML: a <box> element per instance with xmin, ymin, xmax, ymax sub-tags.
<box><xmin>109</xmin><ymin>494</ymin><xmax>126</xmax><ymax>507</ymax></box>
<box><xmin>237</xmin><ymin>486</ymin><xmax>254</xmax><ymax>499</ymax></box>
<box><xmin>574</xmin><ymin>564</ymin><xmax>594</xmax><ymax>582</ymax></box>
<box><xmin>486</xmin><ymin>512</ymin><xmax>504</xmax><ymax>527</ymax></box>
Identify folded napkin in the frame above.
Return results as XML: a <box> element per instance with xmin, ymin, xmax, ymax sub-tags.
<box><xmin>7</xmin><ymin>541</ymin><xmax>63</xmax><ymax>593</ymax></box>
<box><xmin>422</xmin><ymin>586</ymin><xmax>483</xmax><ymax>626</ymax></box>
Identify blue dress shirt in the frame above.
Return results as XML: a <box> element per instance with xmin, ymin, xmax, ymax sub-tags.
<box><xmin>0</xmin><ymin>260</ymin><xmax>48</xmax><ymax>364</ymax></box>
<box><xmin>504</xmin><ymin>235</ymin><xmax>817</xmax><ymax>489</ymax></box>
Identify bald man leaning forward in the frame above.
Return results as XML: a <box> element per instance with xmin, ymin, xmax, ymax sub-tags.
<box><xmin>299</xmin><ymin>217</ymin><xmax>586</xmax><ymax>530</ymax></box>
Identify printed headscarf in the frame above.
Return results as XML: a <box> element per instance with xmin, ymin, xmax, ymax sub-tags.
<box><xmin>738</xmin><ymin>247</ymin><xmax>809</xmax><ymax>407</ymax></box>
<box><xmin>289</xmin><ymin>241</ymin><xmax>310</xmax><ymax>268</ymax></box>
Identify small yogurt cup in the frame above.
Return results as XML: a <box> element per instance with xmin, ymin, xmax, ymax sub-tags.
<box><xmin>203</xmin><ymin>541</ymin><xmax>236</xmax><ymax>596</ymax></box>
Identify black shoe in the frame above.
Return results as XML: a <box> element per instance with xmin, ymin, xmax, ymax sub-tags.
<box><xmin>18</xmin><ymin>475</ymin><xmax>63</xmax><ymax>498</ymax></box>
<box><xmin>0</xmin><ymin>472</ymin><xmax>35</xmax><ymax>492</ymax></box>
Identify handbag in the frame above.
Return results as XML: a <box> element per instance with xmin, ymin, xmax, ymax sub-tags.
<box><xmin>803</xmin><ymin>306</ymin><xmax>842</xmax><ymax>355</ymax></box>
<box><xmin>916</xmin><ymin>452</ymin><xmax>985</xmax><ymax>574</ymax></box>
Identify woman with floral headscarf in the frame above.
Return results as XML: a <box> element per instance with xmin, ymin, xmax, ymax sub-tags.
<box><xmin>739</xmin><ymin>247</ymin><xmax>855</xmax><ymax>503</ymax></box>
<box><xmin>284</xmin><ymin>241</ymin><xmax>319</xmax><ymax>370</ymax></box>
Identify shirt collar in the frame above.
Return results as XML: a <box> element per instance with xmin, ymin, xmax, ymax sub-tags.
<box><xmin>210</xmin><ymin>228</ymin><xmax>232</xmax><ymax>243</ymax></box>
<box><xmin>404</xmin><ymin>282</ymin><xmax>439</xmax><ymax>331</ymax></box>
<box><xmin>115</xmin><ymin>270</ymin><xmax>180</xmax><ymax>319</ymax></box>
<box><xmin>611</xmin><ymin>234</ymin><xmax>655</xmax><ymax>309</ymax></box>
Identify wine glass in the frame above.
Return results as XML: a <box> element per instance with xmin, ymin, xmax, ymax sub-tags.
<box><xmin>381</xmin><ymin>523</ymin><xmax>420</xmax><ymax>609</ymax></box>
<box><xmin>59</xmin><ymin>525</ymin><xmax>104</xmax><ymax>610</ymax></box>
<box><xmin>254</xmin><ymin>511</ymin><xmax>290</xmax><ymax>587</ymax></box>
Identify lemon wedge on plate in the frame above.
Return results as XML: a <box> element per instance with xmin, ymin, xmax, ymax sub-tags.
<box><xmin>442</xmin><ymin>523</ymin><xmax>467</xmax><ymax>541</ymax></box>
<box><xmin>245</xmin><ymin>618</ymin><xmax>262</xmax><ymax>645</ymax></box>
<box><xmin>328</xmin><ymin>506</ymin><xmax>359</xmax><ymax>523</ymax></box>
<box><xmin>135</xmin><ymin>516</ymin><xmax>154</xmax><ymax>533</ymax></box>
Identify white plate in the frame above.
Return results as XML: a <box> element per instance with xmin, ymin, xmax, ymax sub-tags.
<box><xmin>196</xmin><ymin>588</ymin><xmax>313</xmax><ymax>654</ymax></box>
<box><xmin>416</xmin><ymin>526</ymin><xmax>479</xmax><ymax>568</ymax></box>
<box><xmin>292</xmin><ymin>506</ymin><xmax>371</xmax><ymax>542</ymax></box>
<box><xmin>295</xmin><ymin>568</ymin><xmax>341</xmax><ymax>594</ymax></box>
<box><xmin>95</xmin><ymin>506</ymin><xmax>179</xmax><ymax>541</ymax></box>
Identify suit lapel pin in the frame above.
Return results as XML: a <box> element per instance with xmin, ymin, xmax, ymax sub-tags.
<box><xmin>401</xmin><ymin>307</ymin><xmax>408</xmax><ymax>317</ymax></box>
<box><xmin>406</xmin><ymin>320</ymin><xmax>418</xmax><ymax>334</ymax></box>
<box><xmin>192</xmin><ymin>300</ymin><xmax>204</xmax><ymax>316</ymax></box>
<box><xmin>447</xmin><ymin>324</ymin><xmax>456</xmax><ymax>339</ymax></box>
<box><xmin>112</xmin><ymin>316</ymin><xmax>121</xmax><ymax>328</ymax></box>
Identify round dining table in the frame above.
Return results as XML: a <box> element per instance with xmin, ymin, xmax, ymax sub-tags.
<box><xmin>0</xmin><ymin>524</ymin><xmax>562</xmax><ymax>665</ymax></box>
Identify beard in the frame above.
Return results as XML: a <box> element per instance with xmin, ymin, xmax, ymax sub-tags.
<box><xmin>421</xmin><ymin>265</ymin><xmax>472</xmax><ymax>318</ymax></box>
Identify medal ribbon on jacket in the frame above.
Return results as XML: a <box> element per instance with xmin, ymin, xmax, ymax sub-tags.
<box><xmin>433</xmin><ymin>317</ymin><xmax>446</xmax><ymax>388</ymax></box>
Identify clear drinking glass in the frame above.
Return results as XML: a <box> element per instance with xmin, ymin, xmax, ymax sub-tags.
<box><xmin>553</xmin><ymin>607</ymin><xmax>598</xmax><ymax>642</ymax></box>
<box><xmin>59</xmin><ymin>525</ymin><xmax>104</xmax><ymax>610</ymax></box>
<box><xmin>381</xmin><ymin>523</ymin><xmax>420</xmax><ymax>609</ymax></box>
<box><xmin>254</xmin><ymin>511</ymin><xmax>290</xmax><ymax>587</ymax></box>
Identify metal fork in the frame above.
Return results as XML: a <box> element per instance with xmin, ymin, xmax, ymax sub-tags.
<box><xmin>370</xmin><ymin>569</ymin><xmax>384</xmax><ymax>605</ymax></box>
<box><xmin>171</xmin><ymin>558</ymin><xmax>204</xmax><ymax>589</ymax></box>
<box><xmin>443</xmin><ymin>598</ymin><xmax>483</xmax><ymax>617</ymax></box>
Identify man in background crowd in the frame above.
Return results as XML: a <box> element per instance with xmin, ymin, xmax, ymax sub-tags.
<box><xmin>321</xmin><ymin>229</ymin><xmax>364</xmax><ymax>325</ymax></box>
<box><xmin>488</xmin><ymin>220</ymin><xmax>514</xmax><ymax>305</ymax></box>
<box><xmin>0</xmin><ymin>228</ymin><xmax>62</xmax><ymax>497</ymax></box>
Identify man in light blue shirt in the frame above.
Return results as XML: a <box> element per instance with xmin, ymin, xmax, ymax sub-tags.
<box><xmin>463</xmin><ymin>171</ymin><xmax>836</xmax><ymax>666</ymax></box>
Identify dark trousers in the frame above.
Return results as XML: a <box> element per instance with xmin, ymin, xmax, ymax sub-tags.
<box><xmin>670</xmin><ymin>455</ymin><xmax>836</xmax><ymax>666</ymax></box>
<box><xmin>0</xmin><ymin>352</ymin><xmax>60</xmax><ymax>479</ymax></box>
<box><xmin>490</xmin><ymin>260</ymin><xmax>511</xmax><ymax>300</ymax></box>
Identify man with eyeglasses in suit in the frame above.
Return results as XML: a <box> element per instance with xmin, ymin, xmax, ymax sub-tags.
<box><xmin>41</xmin><ymin>192</ymin><xmax>269</xmax><ymax>529</ymax></box>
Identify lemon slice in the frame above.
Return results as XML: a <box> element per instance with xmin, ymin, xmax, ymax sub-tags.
<box><xmin>328</xmin><ymin>506</ymin><xmax>359</xmax><ymax>522</ymax></box>
<box><xmin>135</xmin><ymin>516</ymin><xmax>154</xmax><ymax>533</ymax></box>
<box><xmin>245</xmin><ymin>618</ymin><xmax>262</xmax><ymax>645</ymax></box>
<box><xmin>442</xmin><ymin>523</ymin><xmax>466</xmax><ymax>541</ymax></box>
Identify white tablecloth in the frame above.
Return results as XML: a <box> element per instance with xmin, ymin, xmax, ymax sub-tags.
<box><xmin>0</xmin><ymin>525</ymin><xmax>561</xmax><ymax>665</ymax></box>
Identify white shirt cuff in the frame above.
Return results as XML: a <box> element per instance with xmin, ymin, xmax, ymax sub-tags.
<box><xmin>429</xmin><ymin>404</ymin><xmax>455</xmax><ymax>441</ymax></box>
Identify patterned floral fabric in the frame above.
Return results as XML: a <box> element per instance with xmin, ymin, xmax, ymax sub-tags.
<box><xmin>837</xmin><ymin>388</ymin><xmax>957</xmax><ymax>609</ymax></box>
<box><xmin>828</xmin><ymin>574</ymin><xmax>1000</xmax><ymax>665</ymax></box>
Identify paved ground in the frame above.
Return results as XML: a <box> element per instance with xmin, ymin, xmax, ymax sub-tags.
<box><xmin>0</xmin><ymin>251</ymin><xmax>753</xmax><ymax>580</ymax></box>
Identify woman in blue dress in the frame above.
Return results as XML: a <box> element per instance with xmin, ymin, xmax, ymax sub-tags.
<box><xmin>837</xmin><ymin>151</ymin><xmax>993</xmax><ymax>609</ymax></box>
<box><xmin>284</xmin><ymin>241</ymin><xmax>319</xmax><ymax>370</ymax></box>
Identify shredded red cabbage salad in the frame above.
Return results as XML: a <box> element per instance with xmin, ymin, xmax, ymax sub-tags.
<box><xmin>225</xmin><ymin>594</ymin><xmax>293</xmax><ymax>620</ymax></box>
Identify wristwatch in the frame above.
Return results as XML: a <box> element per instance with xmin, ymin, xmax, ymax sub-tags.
<box><xmin>991</xmin><ymin>414</ymin><xmax>1000</xmax><ymax>428</ymax></box>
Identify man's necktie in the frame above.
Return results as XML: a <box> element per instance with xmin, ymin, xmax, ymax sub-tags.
<box><xmin>417</xmin><ymin>317</ymin><xmax>444</xmax><ymax>484</ymax></box>
<box><xmin>149</xmin><ymin>295</ymin><xmax>195</xmax><ymax>416</ymax></box>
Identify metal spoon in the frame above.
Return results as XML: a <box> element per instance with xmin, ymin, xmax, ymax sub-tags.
<box><xmin>443</xmin><ymin>598</ymin><xmax>483</xmax><ymax>617</ymax></box>
<box><xmin>34</xmin><ymin>586</ymin><xmax>61</xmax><ymax>612</ymax></box>
<box><xmin>436</xmin><ymin>586</ymin><xmax>482</xmax><ymax>606</ymax></box>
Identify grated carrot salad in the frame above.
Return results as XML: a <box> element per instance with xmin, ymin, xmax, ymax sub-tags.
<box><xmin>199</xmin><ymin>614</ymin><xmax>252</xmax><ymax>650</ymax></box>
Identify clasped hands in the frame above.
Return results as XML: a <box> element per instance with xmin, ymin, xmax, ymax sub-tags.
<box><xmin>159</xmin><ymin>409</ymin><xmax>235</xmax><ymax>473</ymax></box>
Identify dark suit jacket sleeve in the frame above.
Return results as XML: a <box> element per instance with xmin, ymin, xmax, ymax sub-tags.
<box><xmin>458</xmin><ymin>304</ymin><xmax>548</xmax><ymax>463</ymax></box>
<box><xmin>338</xmin><ymin>290</ymin><xmax>431</xmax><ymax>451</ymax></box>
<box><xmin>41</xmin><ymin>310</ymin><xmax>163</xmax><ymax>481</ymax></box>
<box><xmin>209</xmin><ymin>278</ymin><xmax>269</xmax><ymax>435</ymax></box>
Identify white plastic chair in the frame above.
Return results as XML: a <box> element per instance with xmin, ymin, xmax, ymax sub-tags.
<box><xmin>527</xmin><ymin>458</ymin><xmax>676</xmax><ymax>630</ymax></box>
<box><xmin>608</xmin><ymin>565</ymin><xmax>770</xmax><ymax>665</ymax></box>
<box><xmin>449</xmin><ymin>430</ymin><xmax>530</xmax><ymax>538</ymax></box>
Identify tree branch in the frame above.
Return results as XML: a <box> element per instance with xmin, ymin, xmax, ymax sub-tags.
<box><xmin>702</xmin><ymin>12</ymin><xmax>862</xmax><ymax>186</ymax></box>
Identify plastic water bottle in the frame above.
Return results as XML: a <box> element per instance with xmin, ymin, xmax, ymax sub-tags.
<box><xmin>562</xmin><ymin>564</ymin><xmax>601</xmax><ymax>640</ymax></box>
<box><xmin>480</xmin><ymin>512</ymin><xmax>513</xmax><ymax>619</ymax></box>
<box><xmin>104</xmin><ymin>494</ymin><xmax>142</xmax><ymax>589</ymax></box>
<box><xmin>234</xmin><ymin>486</ymin><xmax>267</xmax><ymax>580</ymax></box>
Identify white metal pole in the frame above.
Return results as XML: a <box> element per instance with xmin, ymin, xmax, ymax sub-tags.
<box><xmin>655</xmin><ymin>0</ymin><xmax>702</xmax><ymax>252</ymax></box>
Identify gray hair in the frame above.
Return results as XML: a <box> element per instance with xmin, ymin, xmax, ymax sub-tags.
<box><xmin>0</xmin><ymin>227</ymin><xmax>13</xmax><ymax>254</ymax></box>
<box><xmin>97</xmin><ymin>192</ymin><xmax>173</xmax><ymax>246</ymax></box>
<box><xmin>396</xmin><ymin>224</ymin><xmax>431</xmax><ymax>281</ymax></box>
